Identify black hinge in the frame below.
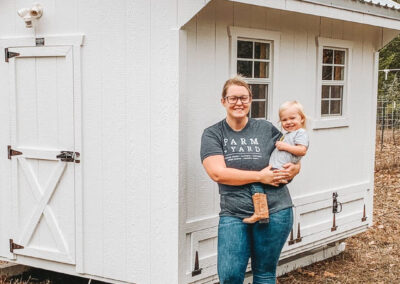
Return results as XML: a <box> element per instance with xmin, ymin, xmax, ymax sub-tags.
<box><xmin>8</xmin><ymin>145</ymin><xmax>23</xmax><ymax>159</ymax></box>
<box><xmin>361</xmin><ymin>204</ymin><xmax>367</xmax><ymax>222</ymax></box>
<box><xmin>5</xmin><ymin>48</ymin><xmax>20</xmax><ymax>62</ymax></box>
<box><xmin>331</xmin><ymin>214</ymin><xmax>338</xmax><ymax>232</ymax></box>
<box><xmin>288</xmin><ymin>228</ymin><xmax>295</xmax><ymax>245</ymax></box>
<box><xmin>295</xmin><ymin>223</ymin><xmax>302</xmax><ymax>243</ymax></box>
<box><xmin>56</xmin><ymin>151</ymin><xmax>80</xmax><ymax>163</ymax></box>
<box><xmin>9</xmin><ymin>239</ymin><xmax>24</xmax><ymax>253</ymax></box>
<box><xmin>191</xmin><ymin>251</ymin><xmax>202</xmax><ymax>277</ymax></box>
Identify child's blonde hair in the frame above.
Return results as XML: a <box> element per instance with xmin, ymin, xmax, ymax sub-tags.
<box><xmin>279</xmin><ymin>101</ymin><xmax>307</xmax><ymax>128</ymax></box>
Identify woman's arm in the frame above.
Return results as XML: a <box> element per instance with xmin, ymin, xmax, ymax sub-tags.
<box><xmin>275</xmin><ymin>141</ymin><xmax>307</xmax><ymax>156</ymax></box>
<box><xmin>202</xmin><ymin>155</ymin><xmax>290</xmax><ymax>186</ymax></box>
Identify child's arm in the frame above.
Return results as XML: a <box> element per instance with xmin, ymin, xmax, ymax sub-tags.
<box><xmin>275</xmin><ymin>141</ymin><xmax>307</xmax><ymax>156</ymax></box>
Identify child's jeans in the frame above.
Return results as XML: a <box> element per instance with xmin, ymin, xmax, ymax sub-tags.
<box><xmin>248</xmin><ymin>183</ymin><xmax>265</xmax><ymax>195</ymax></box>
<box><xmin>217</xmin><ymin>207</ymin><xmax>293</xmax><ymax>284</ymax></box>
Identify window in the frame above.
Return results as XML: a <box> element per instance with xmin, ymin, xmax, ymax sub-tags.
<box><xmin>236</xmin><ymin>39</ymin><xmax>271</xmax><ymax>119</ymax></box>
<box><xmin>229</xmin><ymin>27</ymin><xmax>280</xmax><ymax>120</ymax></box>
<box><xmin>314</xmin><ymin>37</ymin><xmax>353</xmax><ymax>129</ymax></box>
<box><xmin>321</xmin><ymin>48</ymin><xmax>346</xmax><ymax>116</ymax></box>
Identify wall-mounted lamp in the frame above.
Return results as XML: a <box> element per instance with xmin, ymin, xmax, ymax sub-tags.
<box><xmin>17</xmin><ymin>3</ymin><xmax>43</xmax><ymax>28</ymax></box>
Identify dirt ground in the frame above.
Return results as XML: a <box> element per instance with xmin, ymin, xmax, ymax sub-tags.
<box><xmin>1</xmin><ymin>132</ymin><xmax>400</xmax><ymax>283</ymax></box>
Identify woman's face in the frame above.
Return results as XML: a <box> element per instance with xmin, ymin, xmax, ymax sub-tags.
<box><xmin>221</xmin><ymin>84</ymin><xmax>251</xmax><ymax>120</ymax></box>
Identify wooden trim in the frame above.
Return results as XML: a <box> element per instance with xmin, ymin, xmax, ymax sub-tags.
<box><xmin>5</xmin><ymin>37</ymin><xmax>84</xmax><ymax>268</ymax></box>
<box><xmin>228</xmin><ymin>26</ymin><xmax>280</xmax><ymax>120</ymax></box>
<box><xmin>9</xmin><ymin>52</ymin><xmax>17</xmax><ymax>261</ymax></box>
<box><xmin>0</xmin><ymin>34</ymin><xmax>84</xmax><ymax>48</ymax></box>
<box><xmin>314</xmin><ymin>37</ymin><xmax>353</xmax><ymax>129</ymax></box>
<box><xmin>72</xmin><ymin>42</ymin><xmax>84</xmax><ymax>274</ymax></box>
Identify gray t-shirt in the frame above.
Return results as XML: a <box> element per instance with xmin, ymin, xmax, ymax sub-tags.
<box><xmin>200</xmin><ymin>118</ymin><xmax>293</xmax><ymax>219</ymax></box>
<box><xmin>269</xmin><ymin>128</ymin><xmax>309</xmax><ymax>169</ymax></box>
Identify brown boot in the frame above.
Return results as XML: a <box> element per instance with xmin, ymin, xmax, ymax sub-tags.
<box><xmin>243</xmin><ymin>193</ymin><xmax>270</xmax><ymax>224</ymax></box>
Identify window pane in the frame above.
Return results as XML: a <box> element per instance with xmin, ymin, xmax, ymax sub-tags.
<box><xmin>255</xmin><ymin>42</ymin><xmax>270</xmax><ymax>60</ymax></box>
<box><xmin>322</xmin><ymin>86</ymin><xmax>330</xmax><ymax>98</ymax></box>
<box><xmin>237</xmin><ymin>60</ymin><xmax>252</xmax><ymax>77</ymax></box>
<box><xmin>323</xmin><ymin>49</ymin><xmax>333</xmax><ymax>64</ymax></box>
<box><xmin>254</xmin><ymin>62</ymin><xmax>269</xmax><ymax>78</ymax></box>
<box><xmin>251</xmin><ymin>101</ymin><xmax>266</xmax><ymax>118</ymax></box>
<box><xmin>250</xmin><ymin>84</ymin><xmax>267</xmax><ymax>100</ymax></box>
<box><xmin>321</xmin><ymin>100</ymin><xmax>329</xmax><ymax>115</ymax></box>
<box><xmin>330</xmin><ymin>100</ymin><xmax>342</xmax><ymax>115</ymax></box>
<box><xmin>331</xmin><ymin>86</ymin><xmax>343</xmax><ymax>98</ymax></box>
<box><xmin>237</xmin><ymin>40</ymin><xmax>253</xmax><ymax>58</ymax></box>
<box><xmin>322</xmin><ymin>66</ymin><xmax>332</xmax><ymax>80</ymax></box>
<box><xmin>334</xmin><ymin>66</ymin><xmax>344</xmax><ymax>80</ymax></box>
<box><xmin>334</xmin><ymin>50</ymin><xmax>345</xmax><ymax>64</ymax></box>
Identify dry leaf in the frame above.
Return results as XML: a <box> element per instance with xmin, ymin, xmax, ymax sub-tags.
<box><xmin>323</xmin><ymin>271</ymin><xmax>337</xmax><ymax>278</ymax></box>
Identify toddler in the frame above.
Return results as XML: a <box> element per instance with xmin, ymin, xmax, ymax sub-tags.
<box><xmin>243</xmin><ymin>101</ymin><xmax>309</xmax><ymax>224</ymax></box>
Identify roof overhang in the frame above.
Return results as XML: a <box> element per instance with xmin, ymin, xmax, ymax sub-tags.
<box><xmin>178</xmin><ymin>0</ymin><xmax>400</xmax><ymax>30</ymax></box>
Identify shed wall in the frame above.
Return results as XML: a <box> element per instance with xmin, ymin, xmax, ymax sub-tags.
<box><xmin>181</xmin><ymin>0</ymin><xmax>381</xmax><ymax>224</ymax></box>
<box><xmin>179</xmin><ymin>0</ymin><xmax>382</xmax><ymax>282</ymax></box>
<box><xmin>0</xmin><ymin>1</ymin><xmax>179</xmax><ymax>283</ymax></box>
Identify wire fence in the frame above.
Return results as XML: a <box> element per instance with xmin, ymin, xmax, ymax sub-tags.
<box><xmin>376</xmin><ymin>99</ymin><xmax>400</xmax><ymax>149</ymax></box>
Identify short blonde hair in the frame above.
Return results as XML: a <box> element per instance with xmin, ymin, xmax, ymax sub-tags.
<box><xmin>221</xmin><ymin>75</ymin><xmax>252</xmax><ymax>99</ymax></box>
<box><xmin>279</xmin><ymin>101</ymin><xmax>307</xmax><ymax>128</ymax></box>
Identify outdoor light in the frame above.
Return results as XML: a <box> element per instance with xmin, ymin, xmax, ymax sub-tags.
<box><xmin>17</xmin><ymin>3</ymin><xmax>43</xmax><ymax>28</ymax></box>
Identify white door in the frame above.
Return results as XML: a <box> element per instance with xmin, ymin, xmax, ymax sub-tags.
<box><xmin>7</xmin><ymin>46</ymin><xmax>77</xmax><ymax>264</ymax></box>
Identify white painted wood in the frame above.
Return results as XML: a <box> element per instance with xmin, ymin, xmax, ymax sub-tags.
<box><xmin>180</xmin><ymin>4</ymin><xmax>387</xmax><ymax>283</ymax></box>
<box><xmin>124</xmin><ymin>0</ymin><xmax>152</xmax><ymax>282</ymax></box>
<box><xmin>7</xmin><ymin>45</ymin><xmax>77</xmax><ymax>265</ymax></box>
<box><xmin>231</xmin><ymin>0</ymin><xmax>400</xmax><ymax>30</ymax></box>
<box><xmin>313</xmin><ymin>37</ymin><xmax>353</xmax><ymax>129</ymax></box>
<box><xmin>0</xmin><ymin>1</ymin><xmax>396</xmax><ymax>284</ymax></box>
<box><xmin>228</xmin><ymin>26</ymin><xmax>280</xmax><ymax>119</ymax></box>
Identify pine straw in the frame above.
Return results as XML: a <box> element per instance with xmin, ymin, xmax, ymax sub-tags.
<box><xmin>278</xmin><ymin>132</ymin><xmax>400</xmax><ymax>284</ymax></box>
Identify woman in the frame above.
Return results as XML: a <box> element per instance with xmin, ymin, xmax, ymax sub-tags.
<box><xmin>200</xmin><ymin>76</ymin><xmax>300</xmax><ymax>284</ymax></box>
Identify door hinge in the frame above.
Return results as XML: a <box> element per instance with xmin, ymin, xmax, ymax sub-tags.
<box><xmin>56</xmin><ymin>151</ymin><xmax>80</xmax><ymax>163</ymax></box>
<box><xmin>295</xmin><ymin>223</ymin><xmax>302</xmax><ymax>243</ymax></box>
<box><xmin>8</xmin><ymin>145</ymin><xmax>23</xmax><ymax>159</ymax></box>
<box><xmin>288</xmin><ymin>228</ymin><xmax>295</xmax><ymax>245</ymax></box>
<box><xmin>361</xmin><ymin>204</ymin><xmax>367</xmax><ymax>222</ymax></box>
<box><xmin>331</xmin><ymin>214</ymin><xmax>338</xmax><ymax>232</ymax></box>
<box><xmin>5</xmin><ymin>48</ymin><xmax>20</xmax><ymax>62</ymax></box>
<box><xmin>191</xmin><ymin>251</ymin><xmax>202</xmax><ymax>277</ymax></box>
<box><xmin>9</xmin><ymin>239</ymin><xmax>24</xmax><ymax>253</ymax></box>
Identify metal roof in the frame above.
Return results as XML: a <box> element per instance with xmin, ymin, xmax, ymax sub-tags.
<box><xmin>361</xmin><ymin>0</ymin><xmax>400</xmax><ymax>10</ymax></box>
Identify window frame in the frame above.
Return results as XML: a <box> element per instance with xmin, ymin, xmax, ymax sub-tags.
<box><xmin>228</xmin><ymin>26</ymin><xmax>280</xmax><ymax>120</ymax></box>
<box><xmin>314</xmin><ymin>37</ymin><xmax>353</xmax><ymax>129</ymax></box>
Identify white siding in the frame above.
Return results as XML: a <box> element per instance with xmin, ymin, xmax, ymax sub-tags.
<box><xmin>179</xmin><ymin>1</ymin><xmax>384</xmax><ymax>282</ymax></box>
<box><xmin>0</xmin><ymin>0</ymin><xmax>179</xmax><ymax>283</ymax></box>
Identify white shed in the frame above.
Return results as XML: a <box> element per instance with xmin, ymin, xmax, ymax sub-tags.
<box><xmin>0</xmin><ymin>0</ymin><xmax>399</xmax><ymax>283</ymax></box>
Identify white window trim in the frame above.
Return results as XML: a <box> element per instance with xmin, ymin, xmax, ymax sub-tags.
<box><xmin>228</xmin><ymin>26</ymin><xmax>280</xmax><ymax>120</ymax></box>
<box><xmin>313</xmin><ymin>37</ymin><xmax>353</xmax><ymax>129</ymax></box>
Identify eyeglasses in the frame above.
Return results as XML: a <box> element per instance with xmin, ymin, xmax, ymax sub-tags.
<box><xmin>224</xmin><ymin>95</ymin><xmax>251</xmax><ymax>104</ymax></box>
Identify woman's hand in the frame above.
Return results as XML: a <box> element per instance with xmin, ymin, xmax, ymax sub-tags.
<box><xmin>280</xmin><ymin>162</ymin><xmax>301</xmax><ymax>180</ymax></box>
<box><xmin>259</xmin><ymin>166</ymin><xmax>290</xmax><ymax>187</ymax></box>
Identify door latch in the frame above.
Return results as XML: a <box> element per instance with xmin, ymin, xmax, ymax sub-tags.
<box><xmin>332</xmin><ymin>192</ymin><xmax>342</xmax><ymax>214</ymax></box>
<box><xmin>56</xmin><ymin>151</ymin><xmax>80</xmax><ymax>163</ymax></box>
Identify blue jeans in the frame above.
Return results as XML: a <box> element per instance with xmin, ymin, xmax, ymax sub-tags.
<box><xmin>217</xmin><ymin>208</ymin><xmax>293</xmax><ymax>284</ymax></box>
<box><xmin>249</xmin><ymin>183</ymin><xmax>265</xmax><ymax>195</ymax></box>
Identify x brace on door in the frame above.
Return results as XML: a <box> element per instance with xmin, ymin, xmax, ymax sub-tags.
<box><xmin>15</xmin><ymin>158</ymin><xmax>71</xmax><ymax>261</ymax></box>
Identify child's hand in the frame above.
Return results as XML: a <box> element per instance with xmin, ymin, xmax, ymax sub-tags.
<box><xmin>275</xmin><ymin>141</ymin><xmax>288</xmax><ymax>151</ymax></box>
